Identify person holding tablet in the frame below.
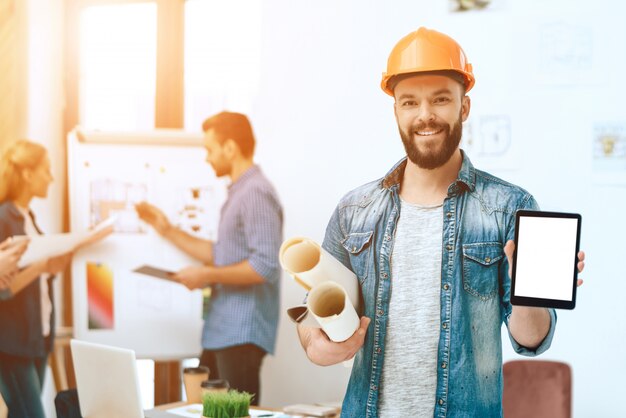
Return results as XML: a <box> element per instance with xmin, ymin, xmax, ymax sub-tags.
<box><xmin>136</xmin><ymin>112</ymin><xmax>283</xmax><ymax>405</ymax></box>
<box><xmin>296</xmin><ymin>28</ymin><xmax>585</xmax><ymax>417</ymax></box>
<box><xmin>0</xmin><ymin>140</ymin><xmax>76</xmax><ymax>418</ymax></box>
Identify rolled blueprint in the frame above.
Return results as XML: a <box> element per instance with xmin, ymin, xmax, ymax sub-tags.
<box><xmin>279</xmin><ymin>237</ymin><xmax>359</xmax><ymax>309</ymax></box>
<box><xmin>307</xmin><ymin>281</ymin><xmax>360</xmax><ymax>342</ymax></box>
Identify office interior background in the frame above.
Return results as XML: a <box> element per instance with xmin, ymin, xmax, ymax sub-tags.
<box><xmin>1</xmin><ymin>0</ymin><xmax>625</xmax><ymax>416</ymax></box>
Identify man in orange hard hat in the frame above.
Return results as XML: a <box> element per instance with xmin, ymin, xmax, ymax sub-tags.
<box><xmin>297</xmin><ymin>27</ymin><xmax>586</xmax><ymax>417</ymax></box>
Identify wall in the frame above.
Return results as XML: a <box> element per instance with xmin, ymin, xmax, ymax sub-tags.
<box><xmin>250</xmin><ymin>1</ymin><xmax>626</xmax><ymax>416</ymax></box>
<box><xmin>18</xmin><ymin>0</ymin><xmax>625</xmax><ymax>416</ymax></box>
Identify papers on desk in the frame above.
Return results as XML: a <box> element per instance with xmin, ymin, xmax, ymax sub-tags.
<box><xmin>17</xmin><ymin>217</ymin><xmax>115</xmax><ymax>268</ymax></box>
<box><xmin>165</xmin><ymin>404</ymin><xmax>287</xmax><ymax>417</ymax></box>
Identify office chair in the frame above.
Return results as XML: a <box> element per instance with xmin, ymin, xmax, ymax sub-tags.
<box><xmin>503</xmin><ymin>360</ymin><xmax>572</xmax><ymax>418</ymax></box>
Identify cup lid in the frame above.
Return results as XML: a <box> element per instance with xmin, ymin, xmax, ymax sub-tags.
<box><xmin>183</xmin><ymin>366</ymin><xmax>210</xmax><ymax>374</ymax></box>
<box><xmin>201</xmin><ymin>379</ymin><xmax>230</xmax><ymax>389</ymax></box>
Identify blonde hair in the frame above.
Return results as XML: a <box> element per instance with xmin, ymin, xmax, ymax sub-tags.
<box><xmin>0</xmin><ymin>140</ymin><xmax>48</xmax><ymax>203</ymax></box>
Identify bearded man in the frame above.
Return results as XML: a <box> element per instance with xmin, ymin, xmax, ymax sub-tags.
<box><xmin>296</xmin><ymin>27</ymin><xmax>585</xmax><ymax>418</ymax></box>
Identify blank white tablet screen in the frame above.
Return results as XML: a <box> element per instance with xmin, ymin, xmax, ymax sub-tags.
<box><xmin>515</xmin><ymin>216</ymin><xmax>578</xmax><ymax>301</ymax></box>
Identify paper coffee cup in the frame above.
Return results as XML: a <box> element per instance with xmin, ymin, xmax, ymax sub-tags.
<box><xmin>183</xmin><ymin>366</ymin><xmax>210</xmax><ymax>403</ymax></box>
<box><xmin>201</xmin><ymin>379</ymin><xmax>230</xmax><ymax>397</ymax></box>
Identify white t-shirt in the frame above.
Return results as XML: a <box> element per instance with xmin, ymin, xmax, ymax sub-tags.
<box><xmin>16</xmin><ymin>205</ymin><xmax>52</xmax><ymax>337</ymax></box>
<box><xmin>379</xmin><ymin>199</ymin><xmax>443</xmax><ymax>417</ymax></box>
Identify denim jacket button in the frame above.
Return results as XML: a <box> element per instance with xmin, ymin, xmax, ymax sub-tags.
<box><xmin>443</xmin><ymin>283</ymin><xmax>450</xmax><ymax>291</ymax></box>
<box><xmin>446</xmin><ymin>244</ymin><xmax>453</xmax><ymax>251</ymax></box>
<box><xmin>377</xmin><ymin>309</ymin><xmax>384</xmax><ymax>316</ymax></box>
<box><xmin>442</xmin><ymin>322</ymin><xmax>447</xmax><ymax>329</ymax></box>
<box><xmin>439</xmin><ymin>399</ymin><xmax>444</xmax><ymax>405</ymax></box>
<box><xmin>441</xmin><ymin>362</ymin><xmax>447</xmax><ymax>369</ymax></box>
<box><xmin>446</xmin><ymin>212</ymin><xmax>452</xmax><ymax>218</ymax></box>
<box><xmin>485</xmin><ymin>257</ymin><xmax>491</xmax><ymax>263</ymax></box>
<box><xmin>381</xmin><ymin>272</ymin><xmax>388</xmax><ymax>279</ymax></box>
<box><xmin>376</xmin><ymin>347</ymin><xmax>381</xmax><ymax>353</ymax></box>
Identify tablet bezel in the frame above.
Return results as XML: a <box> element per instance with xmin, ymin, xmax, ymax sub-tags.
<box><xmin>511</xmin><ymin>210</ymin><xmax>582</xmax><ymax>310</ymax></box>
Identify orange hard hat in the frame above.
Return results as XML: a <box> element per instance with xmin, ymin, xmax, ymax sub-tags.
<box><xmin>381</xmin><ymin>27</ymin><xmax>475</xmax><ymax>96</ymax></box>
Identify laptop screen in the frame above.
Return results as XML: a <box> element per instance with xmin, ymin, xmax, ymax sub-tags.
<box><xmin>71</xmin><ymin>339</ymin><xmax>145</xmax><ymax>418</ymax></box>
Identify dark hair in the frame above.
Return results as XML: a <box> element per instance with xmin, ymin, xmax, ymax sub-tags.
<box><xmin>388</xmin><ymin>70</ymin><xmax>467</xmax><ymax>97</ymax></box>
<box><xmin>201</xmin><ymin>112</ymin><xmax>255</xmax><ymax>158</ymax></box>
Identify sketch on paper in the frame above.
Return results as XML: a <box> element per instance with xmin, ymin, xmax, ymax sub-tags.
<box><xmin>593</xmin><ymin>122</ymin><xmax>626</xmax><ymax>172</ymax></box>
<box><xmin>462</xmin><ymin>115</ymin><xmax>512</xmax><ymax>157</ymax></box>
<box><xmin>90</xmin><ymin>179</ymin><xmax>147</xmax><ymax>233</ymax></box>
<box><xmin>87</xmin><ymin>262</ymin><xmax>114</xmax><ymax>330</ymax></box>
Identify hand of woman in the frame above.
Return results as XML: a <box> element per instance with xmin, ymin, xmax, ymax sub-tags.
<box><xmin>45</xmin><ymin>252</ymin><xmax>73</xmax><ymax>275</ymax></box>
<box><xmin>0</xmin><ymin>238</ymin><xmax>29</xmax><ymax>288</ymax></box>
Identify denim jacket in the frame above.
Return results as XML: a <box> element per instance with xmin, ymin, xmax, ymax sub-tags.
<box><xmin>322</xmin><ymin>152</ymin><xmax>557</xmax><ymax>418</ymax></box>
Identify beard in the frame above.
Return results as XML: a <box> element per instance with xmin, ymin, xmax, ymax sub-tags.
<box><xmin>399</xmin><ymin>112</ymin><xmax>463</xmax><ymax>170</ymax></box>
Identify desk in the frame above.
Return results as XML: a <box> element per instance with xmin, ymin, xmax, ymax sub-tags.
<box><xmin>155</xmin><ymin>402</ymin><xmax>284</xmax><ymax>417</ymax></box>
<box><xmin>156</xmin><ymin>401</ymin><xmax>339</xmax><ymax>417</ymax></box>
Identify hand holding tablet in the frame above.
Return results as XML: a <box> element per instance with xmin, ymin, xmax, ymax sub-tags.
<box><xmin>510</xmin><ymin>210</ymin><xmax>583</xmax><ymax>310</ymax></box>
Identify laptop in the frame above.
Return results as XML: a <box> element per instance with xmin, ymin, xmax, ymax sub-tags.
<box><xmin>71</xmin><ymin>339</ymin><xmax>180</xmax><ymax>418</ymax></box>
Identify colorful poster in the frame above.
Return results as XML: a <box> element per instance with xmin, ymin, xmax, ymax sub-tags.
<box><xmin>87</xmin><ymin>262</ymin><xmax>115</xmax><ymax>330</ymax></box>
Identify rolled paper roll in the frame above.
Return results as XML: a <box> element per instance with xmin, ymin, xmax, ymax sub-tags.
<box><xmin>280</xmin><ymin>237</ymin><xmax>359</xmax><ymax>309</ymax></box>
<box><xmin>307</xmin><ymin>281</ymin><xmax>360</xmax><ymax>342</ymax></box>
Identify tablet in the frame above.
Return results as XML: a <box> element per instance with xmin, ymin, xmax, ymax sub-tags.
<box><xmin>132</xmin><ymin>265</ymin><xmax>177</xmax><ymax>282</ymax></box>
<box><xmin>511</xmin><ymin>210</ymin><xmax>581</xmax><ymax>310</ymax></box>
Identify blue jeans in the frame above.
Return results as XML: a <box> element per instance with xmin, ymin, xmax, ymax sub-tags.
<box><xmin>0</xmin><ymin>353</ymin><xmax>47</xmax><ymax>418</ymax></box>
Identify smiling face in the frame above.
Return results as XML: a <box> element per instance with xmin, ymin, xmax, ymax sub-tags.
<box><xmin>393</xmin><ymin>74</ymin><xmax>470</xmax><ymax>170</ymax></box>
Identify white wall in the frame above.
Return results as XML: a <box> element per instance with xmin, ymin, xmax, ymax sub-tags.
<box><xmin>249</xmin><ymin>1</ymin><xmax>626</xmax><ymax>416</ymax></box>
<box><xmin>21</xmin><ymin>0</ymin><xmax>625</xmax><ymax>416</ymax></box>
<box><xmin>20</xmin><ymin>0</ymin><xmax>65</xmax><ymax>416</ymax></box>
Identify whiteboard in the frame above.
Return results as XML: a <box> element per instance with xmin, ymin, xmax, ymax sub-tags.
<box><xmin>68</xmin><ymin>129</ymin><xmax>227</xmax><ymax>359</ymax></box>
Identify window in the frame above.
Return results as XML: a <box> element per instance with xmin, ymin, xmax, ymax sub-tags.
<box><xmin>79</xmin><ymin>2</ymin><xmax>157</xmax><ymax>130</ymax></box>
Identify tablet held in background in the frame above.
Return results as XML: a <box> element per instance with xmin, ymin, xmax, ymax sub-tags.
<box><xmin>132</xmin><ymin>265</ymin><xmax>177</xmax><ymax>282</ymax></box>
<box><xmin>511</xmin><ymin>210</ymin><xmax>582</xmax><ymax>310</ymax></box>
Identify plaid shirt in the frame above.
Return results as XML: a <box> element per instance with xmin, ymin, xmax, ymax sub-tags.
<box><xmin>202</xmin><ymin>165</ymin><xmax>283</xmax><ymax>354</ymax></box>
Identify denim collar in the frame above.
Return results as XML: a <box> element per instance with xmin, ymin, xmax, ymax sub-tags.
<box><xmin>382</xmin><ymin>149</ymin><xmax>476</xmax><ymax>193</ymax></box>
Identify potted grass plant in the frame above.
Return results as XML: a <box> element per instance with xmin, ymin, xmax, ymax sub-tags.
<box><xmin>202</xmin><ymin>390</ymin><xmax>253</xmax><ymax>418</ymax></box>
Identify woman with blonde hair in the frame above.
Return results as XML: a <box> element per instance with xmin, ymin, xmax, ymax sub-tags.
<box><xmin>0</xmin><ymin>139</ymin><xmax>73</xmax><ymax>418</ymax></box>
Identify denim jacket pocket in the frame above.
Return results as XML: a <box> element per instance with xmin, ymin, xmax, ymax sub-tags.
<box><xmin>341</xmin><ymin>231</ymin><xmax>374</xmax><ymax>284</ymax></box>
<box><xmin>462</xmin><ymin>242</ymin><xmax>503</xmax><ymax>300</ymax></box>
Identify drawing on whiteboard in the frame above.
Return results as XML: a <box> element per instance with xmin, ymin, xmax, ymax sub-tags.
<box><xmin>87</xmin><ymin>262</ymin><xmax>114</xmax><ymax>330</ymax></box>
<box><xmin>449</xmin><ymin>0</ymin><xmax>494</xmax><ymax>12</ymax></box>
<box><xmin>536</xmin><ymin>21</ymin><xmax>594</xmax><ymax>85</ymax></box>
<box><xmin>593</xmin><ymin>122</ymin><xmax>626</xmax><ymax>171</ymax></box>
<box><xmin>174</xmin><ymin>186</ymin><xmax>213</xmax><ymax>239</ymax></box>
<box><xmin>90</xmin><ymin>179</ymin><xmax>148</xmax><ymax>233</ymax></box>
<box><xmin>135</xmin><ymin>276</ymin><xmax>173</xmax><ymax>312</ymax></box>
<box><xmin>461</xmin><ymin>115</ymin><xmax>511</xmax><ymax>157</ymax></box>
